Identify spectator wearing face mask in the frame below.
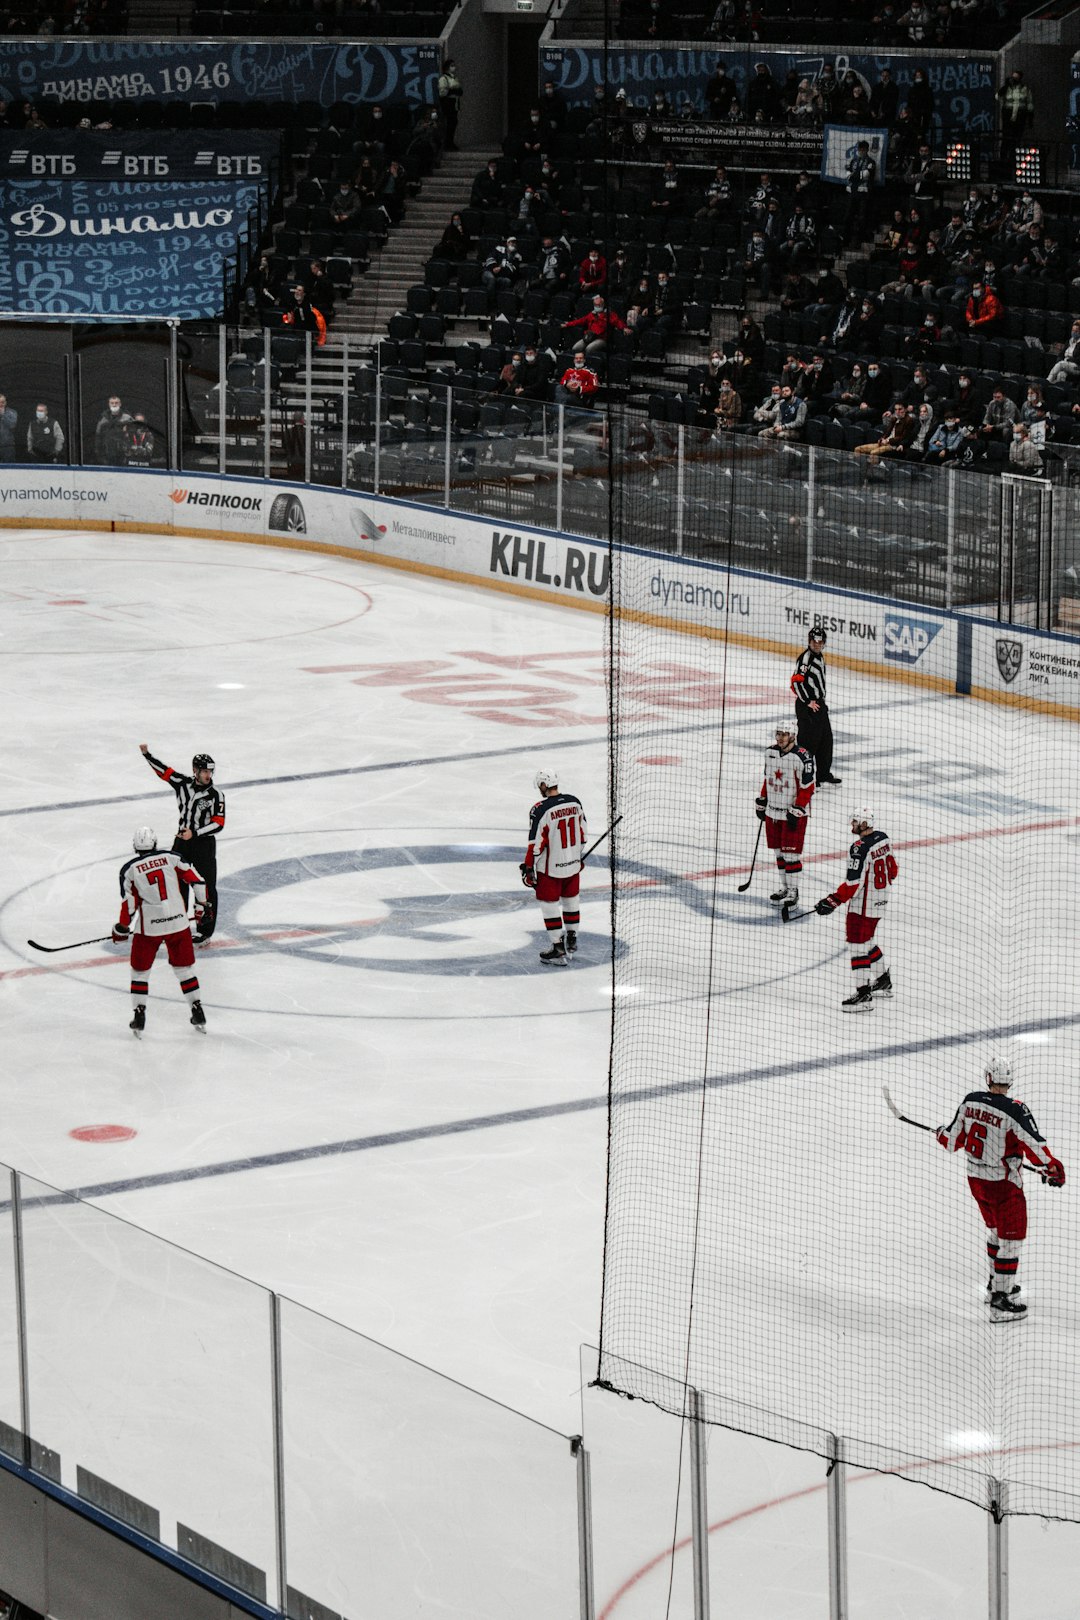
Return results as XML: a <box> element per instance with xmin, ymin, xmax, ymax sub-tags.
<box><xmin>1047</xmin><ymin>319</ymin><xmax>1080</xmax><ymax>385</ymax></box>
<box><xmin>713</xmin><ymin>377</ymin><xmax>742</xmax><ymax>430</ymax></box>
<box><xmin>804</xmin><ymin>266</ymin><xmax>846</xmax><ymax>330</ymax></box>
<box><xmin>95</xmin><ymin>394</ymin><xmax>132</xmax><ymax>466</ymax></box>
<box><xmin>563</xmin><ymin>295</ymin><xmax>627</xmax><ymax>357</ymax></box>
<box><xmin>924</xmin><ymin>410</ymin><xmax>966</xmax><ymax>464</ymax></box>
<box><xmin>27</xmin><ymin>401</ymin><xmax>64</xmax><ymax>462</ymax></box>
<box><xmin>964</xmin><ymin>280</ymin><xmax>1003</xmax><ymax>333</ymax></box>
<box><xmin>854</xmin><ymin>400</ymin><xmax>916</xmax><ymax>460</ymax></box>
<box><xmin>979</xmin><ymin>386</ymin><xmax>1020</xmax><ymax>445</ymax></box>
<box><xmin>555</xmin><ymin>351</ymin><xmax>599</xmax><ymax>408</ymax></box>
<box><xmin>640</xmin><ymin>269</ymin><xmax>683</xmax><ymax>342</ymax></box>
<box><xmin>758</xmin><ymin>383</ymin><xmax>807</xmax><ymax>440</ymax></box>
<box><xmin>906</xmin><ymin>400</ymin><xmax>937</xmax><ymax>459</ymax></box>
<box><xmin>577</xmin><ymin>246</ymin><xmax>607</xmax><ymax>295</ymax></box>
<box><xmin>1009</xmin><ymin>422</ymin><xmax>1043</xmax><ymax>473</ymax></box>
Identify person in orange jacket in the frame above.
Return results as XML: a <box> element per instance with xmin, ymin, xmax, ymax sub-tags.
<box><xmin>964</xmin><ymin>280</ymin><xmax>1003</xmax><ymax>333</ymax></box>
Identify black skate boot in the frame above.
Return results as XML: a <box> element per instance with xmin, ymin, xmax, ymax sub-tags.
<box><xmin>841</xmin><ymin>983</ymin><xmax>875</xmax><ymax>1013</ymax></box>
<box><xmin>986</xmin><ymin>1278</ymin><xmax>1020</xmax><ymax>1298</ymax></box>
<box><xmin>564</xmin><ymin>929</ymin><xmax>578</xmax><ymax>956</ymax></box>
<box><xmin>190</xmin><ymin>1000</ymin><xmax>207</xmax><ymax>1032</ymax></box>
<box><xmin>129</xmin><ymin>1005</ymin><xmax>146</xmax><ymax>1038</ymax></box>
<box><xmin>989</xmin><ymin>1291</ymin><xmax>1027</xmax><ymax>1321</ymax></box>
<box><xmin>539</xmin><ymin>938</ymin><xmax>568</xmax><ymax>965</ymax></box>
<box><xmin>872</xmin><ymin>970</ymin><xmax>893</xmax><ymax>999</ymax></box>
<box><xmin>769</xmin><ymin>884</ymin><xmax>789</xmax><ymax>904</ymax></box>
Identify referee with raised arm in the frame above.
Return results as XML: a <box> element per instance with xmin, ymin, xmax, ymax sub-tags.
<box><xmin>139</xmin><ymin>743</ymin><xmax>225</xmax><ymax>940</ymax></box>
<box><xmin>791</xmin><ymin>626</ymin><xmax>841</xmax><ymax>785</ymax></box>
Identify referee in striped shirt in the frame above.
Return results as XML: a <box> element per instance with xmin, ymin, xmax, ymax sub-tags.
<box><xmin>791</xmin><ymin>626</ymin><xmax>841</xmax><ymax>785</ymax></box>
<box><xmin>139</xmin><ymin>743</ymin><xmax>225</xmax><ymax>939</ymax></box>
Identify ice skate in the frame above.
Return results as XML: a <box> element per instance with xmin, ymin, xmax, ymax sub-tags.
<box><xmin>989</xmin><ymin>1290</ymin><xmax>1027</xmax><ymax>1321</ymax></box>
<box><xmin>769</xmin><ymin>884</ymin><xmax>789</xmax><ymax>904</ymax></box>
<box><xmin>783</xmin><ymin>884</ymin><xmax>798</xmax><ymax>907</ymax></box>
<box><xmin>190</xmin><ymin>1000</ymin><xmax>207</xmax><ymax>1032</ymax></box>
<box><xmin>841</xmin><ymin>983</ymin><xmax>875</xmax><ymax>1013</ymax></box>
<box><xmin>129</xmin><ymin>1005</ymin><xmax>146</xmax><ymax>1038</ymax></box>
<box><xmin>872</xmin><ymin>969</ymin><xmax>893</xmax><ymax>999</ymax></box>
<box><xmin>539</xmin><ymin>938</ymin><xmax>568</xmax><ymax>965</ymax></box>
<box><xmin>564</xmin><ymin>929</ymin><xmax>578</xmax><ymax>956</ymax></box>
<box><xmin>986</xmin><ymin>1278</ymin><xmax>1020</xmax><ymax>1298</ymax></box>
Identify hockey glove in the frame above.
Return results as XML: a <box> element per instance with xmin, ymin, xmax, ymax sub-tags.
<box><xmin>754</xmin><ymin>796</ymin><xmax>767</xmax><ymax>822</ymax></box>
<box><xmin>111</xmin><ymin>924</ymin><xmax>130</xmax><ymax>944</ymax></box>
<box><xmin>519</xmin><ymin>863</ymin><xmax>536</xmax><ymax>889</ymax></box>
<box><xmin>1045</xmin><ymin>1157</ymin><xmax>1066</xmax><ymax>1188</ymax></box>
<box><xmin>814</xmin><ymin>895</ymin><xmax>839</xmax><ymax>915</ymax></box>
<box><xmin>786</xmin><ymin>810</ymin><xmax>802</xmax><ymax>829</ymax></box>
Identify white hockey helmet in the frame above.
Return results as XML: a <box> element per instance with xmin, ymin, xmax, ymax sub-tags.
<box><xmin>850</xmin><ymin>806</ymin><xmax>874</xmax><ymax>830</ymax></box>
<box><xmin>773</xmin><ymin>717</ymin><xmax>796</xmax><ymax>739</ymax></box>
<box><xmin>133</xmin><ymin>825</ymin><xmax>157</xmax><ymax>853</ymax></box>
<box><xmin>534</xmin><ymin>766</ymin><xmax>559</xmax><ymax>792</ymax></box>
<box><xmin>985</xmin><ymin>1058</ymin><xmax>1014</xmax><ymax>1090</ymax></box>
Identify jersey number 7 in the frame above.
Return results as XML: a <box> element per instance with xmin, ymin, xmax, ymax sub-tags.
<box><xmin>144</xmin><ymin>868</ymin><xmax>168</xmax><ymax>900</ymax></box>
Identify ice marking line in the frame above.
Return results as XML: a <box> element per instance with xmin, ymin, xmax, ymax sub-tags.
<box><xmin>0</xmin><ymin>694</ymin><xmax>934</xmax><ymax>820</ymax></box>
<box><xmin>8</xmin><ymin>1012</ymin><xmax>1078</xmax><ymax>1209</ymax></box>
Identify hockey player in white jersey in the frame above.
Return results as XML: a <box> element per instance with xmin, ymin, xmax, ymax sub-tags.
<box><xmin>936</xmin><ymin>1057</ymin><xmax>1064</xmax><ymax>1320</ymax></box>
<box><xmin>814</xmin><ymin>808</ymin><xmax>897</xmax><ymax>1011</ymax></box>
<box><xmin>520</xmin><ymin>768</ymin><xmax>587</xmax><ymax>964</ymax></box>
<box><xmin>112</xmin><ymin>826</ymin><xmax>208</xmax><ymax>1035</ymax></box>
<box><xmin>755</xmin><ymin>718</ymin><xmax>815</xmax><ymax>906</ymax></box>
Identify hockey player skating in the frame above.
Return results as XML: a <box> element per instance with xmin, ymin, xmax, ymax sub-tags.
<box><xmin>520</xmin><ymin>768</ymin><xmax>587</xmax><ymax>965</ymax></box>
<box><xmin>755</xmin><ymin>718</ymin><xmax>815</xmax><ymax>907</ymax></box>
<box><xmin>936</xmin><ymin>1058</ymin><xmax>1064</xmax><ymax>1320</ymax></box>
<box><xmin>113</xmin><ymin>826</ymin><xmax>208</xmax><ymax>1036</ymax></box>
<box><xmin>139</xmin><ymin>743</ymin><xmax>224</xmax><ymax>940</ymax></box>
<box><xmin>791</xmin><ymin>626</ymin><xmax>840</xmax><ymax>784</ymax></box>
<box><xmin>814</xmin><ymin>807</ymin><xmax>897</xmax><ymax>1011</ymax></box>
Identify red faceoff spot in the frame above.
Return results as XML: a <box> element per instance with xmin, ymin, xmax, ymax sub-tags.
<box><xmin>637</xmin><ymin>755</ymin><xmax>681</xmax><ymax>766</ymax></box>
<box><xmin>70</xmin><ymin>1125</ymin><xmax>137</xmax><ymax>1144</ymax></box>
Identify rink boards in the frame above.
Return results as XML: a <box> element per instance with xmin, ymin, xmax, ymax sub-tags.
<box><xmin>0</xmin><ymin>465</ymin><xmax>1077</xmax><ymax>718</ymax></box>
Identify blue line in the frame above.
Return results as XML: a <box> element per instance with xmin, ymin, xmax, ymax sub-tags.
<box><xmin>20</xmin><ymin>1010</ymin><xmax>1076</xmax><ymax>1210</ymax></box>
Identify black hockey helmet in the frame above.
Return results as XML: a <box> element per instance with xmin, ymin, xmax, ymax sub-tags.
<box><xmin>192</xmin><ymin>753</ymin><xmax>215</xmax><ymax>775</ymax></box>
<box><xmin>808</xmin><ymin>625</ymin><xmax>827</xmax><ymax>645</ymax></box>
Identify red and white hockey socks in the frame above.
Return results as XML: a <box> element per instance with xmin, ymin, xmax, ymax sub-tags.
<box><xmin>130</xmin><ymin>976</ymin><xmax>149</xmax><ymax>1009</ymax></box>
<box><xmin>172</xmin><ymin>964</ymin><xmax>201</xmax><ymax>1007</ymax></box>
<box><xmin>849</xmin><ymin>941</ymin><xmax>886</xmax><ymax>987</ymax></box>
<box><xmin>540</xmin><ymin>898</ymin><xmax>563</xmax><ymax>935</ymax></box>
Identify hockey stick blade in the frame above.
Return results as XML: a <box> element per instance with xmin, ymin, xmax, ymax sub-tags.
<box><xmin>27</xmin><ymin>935</ymin><xmax>114</xmax><ymax>954</ymax></box>
<box><xmin>881</xmin><ymin>1085</ymin><xmax>934</xmax><ymax>1132</ymax></box>
<box><xmin>780</xmin><ymin>904</ymin><xmax>813</xmax><ymax>922</ymax></box>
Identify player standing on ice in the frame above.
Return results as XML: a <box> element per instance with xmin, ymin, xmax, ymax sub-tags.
<box><xmin>756</xmin><ymin>718</ymin><xmax>815</xmax><ymax>908</ymax></box>
<box><xmin>112</xmin><ymin>826</ymin><xmax>208</xmax><ymax>1036</ymax></box>
<box><xmin>936</xmin><ymin>1058</ymin><xmax>1064</xmax><ymax>1320</ymax></box>
<box><xmin>791</xmin><ymin>626</ymin><xmax>841</xmax><ymax>785</ymax></box>
<box><xmin>814</xmin><ymin>807</ymin><xmax>897</xmax><ymax>1011</ymax></box>
<box><xmin>521</xmin><ymin>768</ymin><xmax>587</xmax><ymax>965</ymax></box>
<box><xmin>139</xmin><ymin>743</ymin><xmax>224</xmax><ymax>941</ymax></box>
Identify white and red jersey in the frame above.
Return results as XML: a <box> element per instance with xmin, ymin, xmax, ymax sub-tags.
<box><xmin>831</xmin><ymin>829</ymin><xmax>897</xmax><ymax>918</ymax></box>
<box><xmin>760</xmin><ymin>743</ymin><xmax>815</xmax><ymax>820</ymax></box>
<box><xmin>939</xmin><ymin>1089</ymin><xmax>1059</xmax><ymax>1186</ymax></box>
<box><xmin>117</xmin><ymin>850</ymin><xmax>206</xmax><ymax>938</ymax></box>
<box><xmin>525</xmin><ymin>793</ymin><xmax>587</xmax><ymax>879</ymax></box>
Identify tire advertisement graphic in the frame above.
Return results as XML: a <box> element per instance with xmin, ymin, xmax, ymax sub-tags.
<box><xmin>268</xmin><ymin>493</ymin><xmax>306</xmax><ymax>534</ymax></box>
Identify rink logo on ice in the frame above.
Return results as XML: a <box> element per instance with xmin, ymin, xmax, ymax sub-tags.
<box><xmin>170</xmin><ymin>488</ymin><xmax>262</xmax><ymax>512</ymax></box>
<box><xmin>883</xmin><ymin>615</ymin><xmax>942</xmax><ymax>665</ymax></box>
<box><xmin>995</xmin><ymin>638</ymin><xmax>1023</xmax><ymax>684</ymax></box>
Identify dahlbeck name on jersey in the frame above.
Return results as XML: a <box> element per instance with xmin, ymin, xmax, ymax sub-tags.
<box><xmin>2</xmin><ymin>467</ymin><xmax>1077</xmax><ymax>717</ymax></box>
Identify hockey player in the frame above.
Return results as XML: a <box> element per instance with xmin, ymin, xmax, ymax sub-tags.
<box><xmin>814</xmin><ymin>807</ymin><xmax>897</xmax><ymax>1011</ymax></box>
<box><xmin>112</xmin><ymin>826</ymin><xmax>208</xmax><ymax>1036</ymax></box>
<box><xmin>936</xmin><ymin>1057</ymin><xmax>1064</xmax><ymax>1320</ymax></box>
<box><xmin>790</xmin><ymin>626</ymin><xmax>840</xmax><ymax>784</ymax></box>
<box><xmin>139</xmin><ymin>742</ymin><xmax>224</xmax><ymax>940</ymax></box>
<box><xmin>521</xmin><ymin>767</ymin><xmax>587</xmax><ymax>965</ymax></box>
<box><xmin>755</xmin><ymin>718</ymin><xmax>815</xmax><ymax>907</ymax></box>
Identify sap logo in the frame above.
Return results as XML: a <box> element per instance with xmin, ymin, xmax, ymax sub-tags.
<box><xmin>883</xmin><ymin>616</ymin><xmax>942</xmax><ymax>664</ymax></box>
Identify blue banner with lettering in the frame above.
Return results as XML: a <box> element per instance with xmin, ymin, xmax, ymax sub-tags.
<box><xmin>0</xmin><ymin>41</ymin><xmax>439</xmax><ymax>109</ymax></box>
<box><xmin>0</xmin><ymin>130</ymin><xmax>280</xmax><ymax>183</ymax></box>
<box><xmin>0</xmin><ymin>179</ymin><xmax>263</xmax><ymax>317</ymax></box>
<box><xmin>540</xmin><ymin>46</ymin><xmax>997</xmax><ymax>139</ymax></box>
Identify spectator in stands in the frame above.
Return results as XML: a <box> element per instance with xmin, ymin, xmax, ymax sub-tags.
<box><xmin>870</xmin><ymin>67</ymin><xmax>899</xmax><ymax>127</ymax></box>
<box><xmin>827</xmin><ymin>290</ymin><xmax>862</xmax><ymax>349</ymax></box>
<box><xmin>555</xmin><ymin>351</ymin><xmax>598</xmax><ymax>408</ymax></box>
<box><xmin>482</xmin><ymin>236</ymin><xmax>523</xmax><ymax>294</ymax></box>
<box><xmin>851</xmin><ymin>297</ymin><xmax>884</xmax><ymax>350</ymax></box>
<box><xmin>27</xmin><ymin>402</ymin><xmax>64</xmax><ymax>462</ymax></box>
<box><xmin>705</xmin><ymin>63</ymin><xmax>738</xmax><ymax>121</ymax></box>
<box><xmin>516</xmin><ymin>346</ymin><xmax>552</xmax><ymax>400</ymax></box>
<box><xmin>377</xmin><ymin>161</ymin><xmax>406</xmax><ymax>224</ymax></box>
<box><xmin>778</xmin><ymin>203</ymin><xmax>817</xmax><ymax>270</ymax></box>
<box><xmin>939</xmin><ymin>210</ymin><xmax>973</xmax><ymax>265</ymax></box>
<box><xmin>641</xmin><ymin>269</ymin><xmax>683</xmax><ymax>342</ymax></box>
<box><xmin>788</xmin><ymin>79</ymin><xmax>821</xmax><ymax>125</ymax></box>
<box><xmin>1009</xmin><ymin>422</ymin><xmax>1042</xmax><ymax>474</ymax></box>
<box><xmin>980</xmin><ymin>385</ymin><xmax>1020</xmax><ymax>444</ymax></box>
<box><xmin>540</xmin><ymin>81</ymin><xmax>566</xmax><ymax>135</ymax></box>
<box><xmin>758</xmin><ymin>384</ymin><xmax>806</xmax><ymax>440</ymax></box>
<box><xmin>124</xmin><ymin>413</ymin><xmax>155</xmax><ymax>468</ymax></box>
<box><xmin>408</xmin><ymin>109</ymin><xmax>444</xmax><ymax>175</ymax></box>
<box><xmin>281</xmin><ymin>283</ymin><xmax>325</xmax><ymax>343</ymax></box>
<box><xmin>329</xmin><ymin>180</ymin><xmax>361</xmax><ymax>233</ymax></box>
<box><xmin>843</xmin><ymin>141</ymin><xmax>876</xmax><ymax>245</ymax></box>
<box><xmin>736</xmin><ymin>313</ymin><xmax>765</xmax><ymax>365</ymax></box>
<box><xmin>648</xmin><ymin>89</ymin><xmax>673</xmax><ymax>120</ymax></box>
<box><xmin>815</xmin><ymin>62</ymin><xmax>841</xmax><ymax>121</ymax></box>
<box><xmin>436</xmin><ymin>59</ymin><xmax>463</xmax><ymax>150</ymax></box>
<box><xmin>744</xmin><ymin>172</ymin><xmax>776</xmax><ymax>228</ymax></box>
<box><xmin>907</xmin><ymin>310</ymin><xmax>943</xmax><ymax>358</ymax></box>
<box><xmin>906</xmin><ymin>143</ymin><xmax>938</xmax><ymax>207</ymax></box>
<box><xmin>492</xmin><ymin>351</ymin><xmax>525</xmax><ymax>396</ymax></box>
<box><xmin>844</xmin><ymin>82</ymin><xmax>872</xmax><ymax>124</ymax></box>
<box><xmin>779</xmin><ymin>268</ymin><xmax>816</xmax><ymax>312</ymax></box>
<box><xmin>746</xmin><ymin>62</ymin><xmax>781</xmax><ymax>123</ymax></box>
<box><xmin>696</xmin><ymin>165</ymin><xmax>733</xmax><ymax>221</ymax></box>
<box><xmin>513</xmin><ymin>183</ymin><xmax>546</xmax><ymax>237</ymax></box>
<box><xmin>472</xmin><ymin>161</ymin><xmax>504</xmax><ymax>210</ymax></box>
<box><xmin>901</xmin><ymin>364</ymin><xmax>941</xmax><ymax>413</ymax></box>
<box><xmin>964</xmin><ymin>279</ymin><xmax>1003</xmax><ymax>334</ymax></box>
<box><xmin>438</xmin><ymin>212</ymin><xmax>471</xmax><ymax>263</ymax></box>
<box><xmin>607</xmin><ymin>247</ymin><xmax>635</xmax><ymax>302</ymax></box>
<box><xmin>804</xmin><ymin>265</ymin><xmax>845</xmax><ymax>330</ymax></box>
<box><xmin>714</xmin><ymin>377</ymin><xmax>742</xmax><ymax>430</ymax></box>
<box><xmin>742</xmin><ymin>226</ymin><xmax>772</xmax><ymax>298</ymax></box>
<box><xmin>93</xmin><ymin>394</ymin><xmax>130</xmax><ymax>466</ymax></box>
<box><xmin>801</xmin><ymin>352</ymin><xmax>835</xmax><ymax>409</ymax></box>
<box><xmin>898</xmin><ymin>1</ymin><xmax>932</xmax><ymax>41</ymax></box>
<box><xmin>577</xmin><ymin>246</ymin><xmax>607</xmax><ymax>295</ymax></box>
<box><xmin>1047</xmin><ymin>319</ymin><xmax>1080</xmax><ymax>384</ymax></box>
<box><xmin>997</xmin><ymin>69</ymin><xmax>1034</xmax><ymax>154</ymax></box>
<box><xmin>903</xmin><ymin>68</ymin><xmax>935</xmax><ymax>136</ymax></box>
<box><xmin>1021</xmin><ymin>384</ymin><xmax>1050</xmax><ymax>440</ymax></box>
<box><xmin>924</xmin><ymin>409</ymin><xmax>966</xmax><ymax>464</ymax></box>
<box><xmin>907</xmin><ymin>400</ymin><xmax>937</xmax><ymax>459</ymax></box>
<box><xmin>961</xmin><ymin>187</ymin><xmax>986</xmax><ymax>235</ymax></box>
<box><xmin>950</xmin><ymin>372</ymin><xmax>983</xmax><ymax>424</ymax></box>
<box><xmin>753</xmin><ymin>383</ymin><xmax>783</xmax><ymax>430</ymax></box>
<box><xmin>726</xmin><ymin>347</ymin><xmax>760</xmax><ymax>403</ymax></box>
<box><xmin>853</xmin><ymin>401</ymin><xmax>916</xmax><ymax>461</ymax></box>
<box><xmin>650</xmin><ymin>159</ymin><xmax>684</xmax><ymax>216</ymax></box>
<box><xmin>999</xmin><ymin>190</ymin><xmax>1043</xmax><ymax>247</ymax></box>
<box><xmin>305</xmin><ymin>260</ymin><xmax>336</xmax><ymax>324</ymax></box>
<box><xmin>535</xmin><ymin>232</ymin><xmax>571</xmax><ymax>293</ymax></box>
<box><xmin>564</xmin><ymin>295</ymin><xmax>627</xmax><ymax>357</ymax></box>
<box><xmin>245</xmin><ymin>252</ymin><xmax>279</xmax><ymax>320</ymax></box>
<box><xmin>1009</xmin><ymin>223</ymin><xmax>1052</xmax><ymax>278</ymax></box>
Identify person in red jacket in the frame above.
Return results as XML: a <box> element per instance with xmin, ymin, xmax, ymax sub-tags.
<box><xmin>964</xmin><ymin>280</ymin><xmax>1003</xmax><ymax>333</ymax></box>
<box><xmin>563</xmin><ymin>295</ymin><xmax>627</xmax><ymax>356</ymax></box>
<box><xmin>555</xmin><ymin>351</ymin><xmax>599</xmax><ymax>407</ymax></box>
<box><xmin>577</xmin><ymin>246</ymin><xmax>607</xmax><ymax>294</ymax></box>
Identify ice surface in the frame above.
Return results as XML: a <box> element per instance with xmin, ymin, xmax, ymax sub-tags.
<box><xmin>1</xmin><ymin>529</ymin><xmax>1079</xmax><ymax>1617</ymax></box>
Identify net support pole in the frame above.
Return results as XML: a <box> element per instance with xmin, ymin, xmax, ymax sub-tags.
<box><xmin>826</xmin><ymin>1437</ymin><xmax>849</xmax><ymax>1620</ymax></box>
<box><xmin>556</xmin><ymin>405</ymin><xmax>565</xmax><ymax>534</ymax></box>
<box><xmin>945</xmin><ymin>465</ymin><xmax>957</xmax><ymax>610</ymax></box>
<box><xmin>263</xmin><ymin>325</ymin><xmax>273</xmax><ymax>482</ymax></box>
<box><xmin>269</xmin><ymin>1292</ymin><xmax>289</xmax><ymax>1614</ymax></box>
<box><xmin>570</xmin><ymin>1436</ymin><xmax>596</xmax><ymax>1620</ymax></box>
<box><xmin>217</xmin><ymin>322</ymin><xmax>227</xmax><ymax>475</ymax></box>
<box><xmin>303</xmin><ymin>331</ymin><xmax>313</xmax><ymax>487</ymax></box>
<box><xmin>444</xmin><ymin>386</ymin><xmax>453</xmax><ymax>510</ymax></box>
<box><xmin>340</xmin><ymin>336</ymin><xmax>350</xmax><ymax>491</ymax></box>
<box><xmin>988</xmin><ymin>1480</ymin><xmax>1008</xmax><ymax>1620</ymax></box>
<box><xmin>10</xmin><ymin>1171</ymin><xmax>31</xmax><ymax>1470</ymax></box>
<box><xmin>688</xmin><ymin>1386</ymin><xmax>710</xmax><ymax>1620</ymax></box>
<box><xmin>806</xmin><ymin>444</ymin><xmax>816</xmax><ymax>582</ymax></box>
<box><xmin>676</xmin><ymin>424</ymin><xmax>686</xmax><ymax>557</ymax></box>
<box><xmin>374</xmin><ymin>371</ymin><xmax>382</xmax><ymax>496</ymax></box>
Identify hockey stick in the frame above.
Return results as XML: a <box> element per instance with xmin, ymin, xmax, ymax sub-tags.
<box><xmin>27</xmin><ymin>935</ymin><xmax>114</xmax><ymax>954</ymax></box>
<box><xmin>881</xmin><ymin>1086</ymin><xmax>1047</xmax><ymax>1175</ymax></box>
<box><xmin>582</xmin><ymin>816</ymin><xmax>623</xmax><ymax>863</ymax></box>
<box><xmin>737</xmin><ymin>819</ymin><xmax>764</xmax><ymax>892</ymax></box>
<box><xmin>780</xmin><ymin>903</ymin><xmax>815</xmax><ymax>922</ymax></box>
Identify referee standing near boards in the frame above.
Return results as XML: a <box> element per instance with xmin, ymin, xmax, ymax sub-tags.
<box><xmin>139</xmin><ymin>743</ymin><xmax>225</xmax><ymax>940</ymax></box>
<box><xmin>791</xmin><ymin>626</ymin><xmax>841</xmax><ymax>784</ymax></box>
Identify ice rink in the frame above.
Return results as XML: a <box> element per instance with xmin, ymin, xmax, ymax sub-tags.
<box><xmin>1</xmin><ymin>527</ymin><xmax>1079</xmax><ymax>1617</ymax></box>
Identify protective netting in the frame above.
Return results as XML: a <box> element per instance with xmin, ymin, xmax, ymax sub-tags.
<box><xmin>599</xmin><ymin>432</ymin><xmax>1080</xmax><ymax>1519</ymax></box>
